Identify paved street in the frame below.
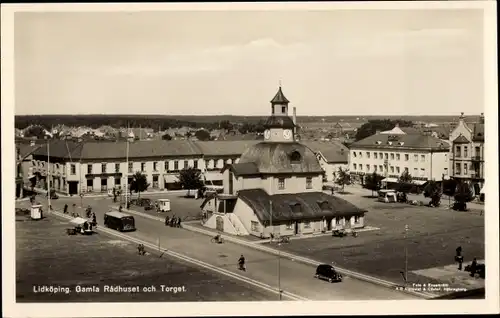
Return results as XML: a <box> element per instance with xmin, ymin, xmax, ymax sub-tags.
<box><xmin>16</xmin><ymin>215</ymin><xmax>276</xmax><ymax>302</ymax></box>
<box><xmin>29</xmin><ymin>196</ymin><xmax>417</xmax><ymax>300</ymax></box>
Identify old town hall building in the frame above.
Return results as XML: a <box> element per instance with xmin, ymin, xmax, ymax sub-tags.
<box><xmin>201</xmin><ymin>87</ymin><xmax>366</xmax><ymax>238</ymax></box>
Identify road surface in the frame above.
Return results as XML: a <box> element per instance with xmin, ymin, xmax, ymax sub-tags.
<box><xmin>43</xmin><ymin>196</ymin><xmax>417</xmax><ymax>300</ymax></box>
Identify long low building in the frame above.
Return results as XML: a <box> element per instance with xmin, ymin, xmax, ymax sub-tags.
<box><xmin>23</xmin><ymin>138</ymin><xmax>346</xmax><ymax>195</ymax></box>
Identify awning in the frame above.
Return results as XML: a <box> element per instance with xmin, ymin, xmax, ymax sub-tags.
<box><xmin>413</xmin><ymin>180</ymin><xmax>428</xmax><ymax>186</ymax></box>
<box><xmin>381</xmin><ymin>177</ymin><xmax>398</xmax><ymax>183</ymax></box>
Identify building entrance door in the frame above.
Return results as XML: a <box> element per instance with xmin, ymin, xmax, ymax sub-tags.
<box><xmin>68</xmin><ymin>181</ymin><xmax>78</xmax><ymax>195</ymax></box>
<box><xmin>344</xmin><ymin>217</ymin><xmax>351</xmax><ymax>229</ymax></box>
<box><xmin>294</xmin><ymin>221</ymin><xmax>299</xmax><ymax>235</ymax></box>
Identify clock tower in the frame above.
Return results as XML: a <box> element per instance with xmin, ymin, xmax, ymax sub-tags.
<box><xmin>263</xmin><ymin>86</ymin><xmax>296</xmax><ymax>143</ymax></box>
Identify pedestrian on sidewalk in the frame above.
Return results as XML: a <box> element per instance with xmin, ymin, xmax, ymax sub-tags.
<box><xmin>164</xmin><ymin>216</ymin><xmax>170</xmax><ymax>226</ymax></box>
<box><xmin>177</xmin><ymin>217</ymin><xmax>181</xmax><ymax>228</ymax></box>
<box><xmin>63</xmin><ymin>204</ymin><xmax>68</xmax><ymax>214</ymax></box>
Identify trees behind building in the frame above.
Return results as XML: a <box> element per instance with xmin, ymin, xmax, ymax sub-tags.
<box><xmin>355</xmin><ymin>119</ymin><xmax>414</xmax><ymax>141</ymax></box>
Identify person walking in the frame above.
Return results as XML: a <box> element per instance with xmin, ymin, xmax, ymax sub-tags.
<box><xmin>63</xmin><ymin>204</ymin><xmax>68</xmax><ymax>214</ymax></box>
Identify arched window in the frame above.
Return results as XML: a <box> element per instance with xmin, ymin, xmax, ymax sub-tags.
<box><xmin>290</xmin><ymin>151</ymin><xmax>301</xmax><ymax>163</ymax></box>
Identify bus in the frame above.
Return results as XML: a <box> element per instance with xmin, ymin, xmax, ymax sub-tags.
<box><xmin>104</xmin><ymin>211</ymin><xmax>136</xmax><ymax>232</ymax></box>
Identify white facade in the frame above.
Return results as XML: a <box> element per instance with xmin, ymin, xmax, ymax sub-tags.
<box><xmin>315</xmin><ymin>153</ymin><xmax>349</xmax><ymax>182</ymax></box>
<box><xmin>348</xmin><ymin>147</ymin><xmax>449</xmax><ymax>182</ymax></box>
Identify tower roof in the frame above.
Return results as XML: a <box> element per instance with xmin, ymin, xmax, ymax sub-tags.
<box><xmin>270</xmin><ymin>86</ymin><xmax>290</xmax><ymax>104</ymax></box>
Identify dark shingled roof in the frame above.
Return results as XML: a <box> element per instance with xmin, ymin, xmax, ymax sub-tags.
<box><xmin>472</xmin><ymin>123</ymin><xmax>484</xmax><ymax>142</ymax></box>
<box><xmin>238</xmin><ymin>142</ymin><xmax>323</xmax><ymax>174</ymax></box>
<box><xmin>79</xmin><ymin>140</ymin><xmax>202</xmax><ymax>160</ymax></box>
<box><xmin>193</xmin><ymin>140</ymin><xmax>260</xmax><ymax>157</ymax></box>
<box><xmin>32</xmin><ymin>140</ymin><xmax>83</xmax><ymax>159</ymax></box>
<box><xmin>263</xmin><ymin>116</ymin><xmax>295</xmax><ymax>129</ymax></box>
<box><xmin>453</xmin><ymin>134</ymin><xmax>470</xmax><ymax>144</ymax></box>
<box><xmin>350</xmin><ymin>133</ymin><xmax>450</xmax><ymax>151</ymax></box>
<box><xmin>238</xmin><ymin>188</ymin><xmax>366</xmax><ymax>224</ymax></box>
<box><xmin>223</xmin><ymin>162</ymin><xmax>260</xmax><ymax>176</ymax></box>
<box><xmin>270</xmin><ymin>87</ymin><xmax>290</xmax><ymax>104</ymax></box>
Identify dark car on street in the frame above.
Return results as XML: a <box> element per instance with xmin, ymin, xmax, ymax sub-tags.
<box><xmin>315</xmin><ymin>264</ymin><xmax>343</xmax><ymax>283</ymax></box>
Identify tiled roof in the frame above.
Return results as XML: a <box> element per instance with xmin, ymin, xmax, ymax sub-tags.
<box><xmin>193</xmin><ymin>140</ymin><xmax>261</xmax><ymax>157</ymax></box>
<box><xmin>400</xmin><ymin>127</ymin><xmax>422</xmax><ymax>135</ymax></box>
<box><xmin>472</xmin><ymin>123</ymin><xmax>484</xmax><ymax>142</ymax></box>
<box><xmin>350</xmin><ymin>133</ymin><xmax>450</xmax><ymax>151</ymax></box>
<box><xmin>238</xmin><ymin>188</ymin><xmax>366</xmax><ymax>224</ymax></box>
<box><xmin>32</xmin><ymin>140</ymin><xmax>83</xmax><ymax>160</ymax></box>
<box><xmin>224</xmin><ymin>162</ymin><xmax>260</xmax><ymax>176</ymax></box>
<box><xmin>270</xmin><ymin>87</ymin><xmax>290</xmax><ymax>104</ymax></box>
<box><xmin>301</xmin><ymin>141</ymin><xmax>348</xmax><ymax>163</ymax></box>
<box><xmin>239</xmin><ymin>142</ymin><xmax>323</xmax><ymax>174</ymax></box>
<box><xmin>452</xmin><ymin>134</ymin><xmax>470</xmax><ymax>144</ymax></box>
<box><xmin>263</xmin><ymin>116</ymin><xmax>295</xmax><ymax>129</ymax></box>
<box><xmin>80</xmin><ymin>140</ymin><xmax>202</xmax><ymax>160</ymax></box>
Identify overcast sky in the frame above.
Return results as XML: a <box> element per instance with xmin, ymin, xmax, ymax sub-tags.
<box><xmin>14</xmin><ymin>9</ymin><xmax>485</xmax><ymax>116</ymax></box>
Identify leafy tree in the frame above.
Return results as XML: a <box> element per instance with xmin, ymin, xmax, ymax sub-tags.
<box><xmin>129</xmin><ymin>172</ymin><xmax>150</xmax><ymax>199</ymax></box>
<box><xmin>397</xmin><ymin>170</ymin><xmax>414</xmax><ymax>194</ymax></box>
<box><xmin>443</xmin><ymin>179</ymin><xmax>458</xmax><ymax>197</ymax></box>
<box><xmin>219</xmin><ymin>120</ymin><xmax>233</xmax><ymax>131</ymax></box>
<box><xmin>162</xmin><ymin>133</ymin><xmax>172</xmax><ymax>140</ymax></box>
<box><xmin>354</xmin><ymin>119</ymin><xmax>414</xmax><ymax>141</ymax></box>
<box><xmin>24</xmin><ymin>125</ymin><xmax>47</xmax><ymax>139</ymax></box>
<box><xmin>195</xmin><ymin>129</ymin><xmax>211</xmax><ymax>141</ymax></box>
<box><xmin>453</xmin><ymin>181</ymin><xmax>474</xmax><ymax>211</ymax></box>
<box><xmin>423</xmin><ymin>180</ymin><xmax>442</xmax><ymax>207</ymax></box>
<box><xmin>363</xmin><ymin>172</ymin><xmax>384</xmax><ymax>197</ymax></box>
<box><xmin>176</xmin><ymin>167</ymin><xmax>204</xmax><ymax>197</ymax></box>
<box><xmin>335</xmin><ymin>167</ymin><xmax>351</xmax><ymax>192</ymax></box>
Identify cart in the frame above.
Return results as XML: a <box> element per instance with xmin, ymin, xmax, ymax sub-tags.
<box><xmin>69</xmin><ymin>217</ymin><xmax>94</xmax><ymax>235</ymax></box>
<box><xmin>30</xmin><ymin>204</ymin><xmax>43</xmax><ymax>220</ymax></box>
<box><xmin>156</xmin><ymin>199</ymin><xmax>171</xmax><ymax>212</ymax></box>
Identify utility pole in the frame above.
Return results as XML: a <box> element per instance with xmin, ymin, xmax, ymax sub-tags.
<box><xmin>278</xmin><ymin>242</ymin><xmax>282</xmax><ymax>300</ymax></box>
<box><xmin>269</xmin><ymin>200</ymin><xmax>273</xmax><ymax>243</ymax></box>
<box><xmin>47</xmin><ymin>141</ymin><xmax>51</xmax><ymax>212</ymax></box>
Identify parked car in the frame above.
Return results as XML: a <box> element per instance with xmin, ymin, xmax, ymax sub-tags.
<box><xmin>314</xmin><ymin>264</ymin><xmax>343</xmax><ymax>283</ymax></box>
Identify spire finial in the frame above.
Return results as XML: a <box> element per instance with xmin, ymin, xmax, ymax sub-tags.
<box><xmin>279</xmin><ymin>79</ymin><xmax>282</xmax><ymax>88</ymax></box>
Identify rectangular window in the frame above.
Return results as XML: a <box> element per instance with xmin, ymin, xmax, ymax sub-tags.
<box><xmin>396</xmin><ymin>166</ymin><xmax>400</xmax><ymax>173</ymax></box>
<box><xmin>405</xmin><ymin>154</ymin><xmax>409</xmax><ymax>161</ymax></box>
<box><xmin>115</xmin><ymin>163</ymin><xmax>120</xmax><ymax>173</ymax></box>
<box><xmin>101</xmin><ymin>163</ymin><xmax>107</xmax><ymax>173</ymax></box>
<box><xmin>374</xmin><ymin>165</ymin><xmax>378</xmax><ymax>172</ymax></box>
<box><xmin>194</xmin><ymin>160</ymin><xmax>198</xmax><ymax>169</ymax></box>
<box><xmin>184</xmin><ymin>160</ymin><xmax>189</xmax><ymax>169</ymax></box>
<box><xmin>303</xmin><ymin>221</ymin><xmax>311</xmax><ymax>229</ymax></box>
<box><xmin>114</xmin><ymin>177</ymin><xmax>120</xmax><ymax>187</ymax></box>
<box><xmin>359</xmin><ymin>165</ymin><xmax>363</xmax><ymax>171</ymax></box>
<box><xmin>353</xmin><ymin>152</ymin><xmax>357</xmax><ymax>158</ymax></box>
<box><xmin>405</xmin><ymin>167</ymin><xmax>409</xmax><ymax>173</ymax></box>
<box><xmin>379</xmin><ymin>152</ymin><xmax>383</xmax><ymax>158</ymax></box>
<box><xmin>366</xmin><ymin>164</ymin><xmax>370</xmax><ymax>172</ymax></box>
<box><xmin>413</xmin><ymin>168</ymin><xmax>418</xmax><ymax>176</ymax></box>
<box><xmin>379</xmin><ymin>165</ymin><xmax>383</xmax><ymax>171</ymax></box>
<box><xmin>421</xmin><ymin>154</ymin><xmax>425</xmax><ymax>162</ymax></box>
<box><xmin>390</xmin><ymin>166</ymin><xmax>394</xmax><ymax>173</ymax></box>
<box><xmin>374</xmin><ymin>153</ymin><xmax>378</xmax><ymax>159</ymax></box>
<box><xmin>86</xmin><ymin>178</ymin><xmax>93</xmax><ymax>191</ymax></box>
<box><xmin>366</xmin><ymin>152</ymin><xmax>370</xmax><ymax>158</ymax></box>
<box><xmin>444</xmin><ymin>168</ymin><xmax>448</xmax><ymax>175</ymax></box>
<box><xmin>306</xmin><ymin>177</ymin><xmax>312</xmax><ymax>189</ymax></box>
<box><xmin>354</xmin><ymin>216</ymin><xmax>360</xmax><ymax>224</ymax></box>
<box><xmin>128</xmin><ymin>162</ymin><xmax>133</xmax><ymax>173</ymax></box>
<box><xmin>396</xmin><ymin>154</ymin><xmax>400</xmax><ymax>160</ymax></box>
<box><xmin>475</xmin><ymin>146</ymin><xmax>480</xmax><ymax>157</ymax></box>
<box><xmin>455</xmin><ymin>146</ymin><xmax>461</xmax><ymax>157</ymax></box>
<box><xmin>414</xmin><ymin>154</ymin><xmax>418</xmax><ymax>162</ymax></box>
<box><xmin>464</xmin><ymin>163</ymin><xmax>468</xmax><ymax>175</ymax></box>
<box><xmin>165</xmin><ymin>161</ymin><xmax>169</xmax><ymax>171</ymax></box>
<box><xmin>87</xmin><ymin>164</ymin><xmax>92</xmax><ymax>174</ymax></box>
<box><xmin>455</xmin><ymin>163</ymin><xmax>461</xmax><ymax>175</ymax></box>
<box><xmin>353</xmin><ymin>163</ymin><xmax>357</xmax><ymax>170</ymax></box>
<box><xmin>153</xmin><ymin>175</ymin><xmax>159</xmax><ymax>188</ymax></box>
<box><xmin>359</xmin><ymin>152</ymin><xmax>362</xmax><ymax>158</ymax></box>
<box><xmin>141</xmin><ymin>162</ymin><xmax>146</xmax><ymax>172</ymax></box>
<box><xmin>153</xmin><ymin>162</ymin><xmax>158</xmax><ymax>171</ymax></box>
<box><xmin>174</xmin><ymin>161</ymin><xmax>179</xmax><ymax>171</ymax></box>
<box><xmin>251</xmin><ymin>221</ymin><xmax>260</xmax><ymax>232</ymax></box>
<box><xmin>286</xmin><ymin>222</ymin><xmax>293</xmax><ymax>230</ymax></box>
<box><xmin>278</xmin><ymin>178</ymin><xmax>285</xmax><ymax>190</ymax></box>
<box><xmin>464</xmin><ymin>146</ymin><xmax>468</xmax><ymax>158</ymax></box>
<box><xmin>70</xmin><ymin>164</ymin><xmax>76</xmax><ymax>175</ymax></box>
<box><xmin>420</xmin><ymin>168</ymin><xmax>425</xmax><ymax>177</ymax></box>
<box><xmin>101</xmin><ymin>178</ymin><xmax>107</xmax><ymax>191</ymax></box>
<box><xmin>384</xmin><ymin>153</ymin><xmax>388</xmax><ymax>160</ymax></box>
<box><xmin>390</xmin><ymin>153</ymin><xmax>395</xmax><ymax>160</ymax></box>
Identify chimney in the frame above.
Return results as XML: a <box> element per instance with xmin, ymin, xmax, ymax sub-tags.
<box><xmin>480</xmin><ymin>112</ymin><xmax>484</xmax><ymax>124</ymax></box>
<box><xmin>293</xmin><ymin>107</ymin><xmax>297</xmax><ymax>136</ymax></box>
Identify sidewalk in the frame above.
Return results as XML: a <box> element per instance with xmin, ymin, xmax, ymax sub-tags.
<box><xmin>412</xmin><ymin>260</ymin><xmax>485</xmax><ymax>290</ymax></box>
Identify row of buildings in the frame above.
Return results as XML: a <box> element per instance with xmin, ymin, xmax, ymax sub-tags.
<box><xmin>348</xmin><ymin>112</ymin><xmax>485</xmax><ymax>194</ymax></box>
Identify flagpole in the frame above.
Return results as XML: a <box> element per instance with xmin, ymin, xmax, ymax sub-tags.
<box><xmin>125</xmin><ymin>123</ymin><xmax>130</xmax><ymax>206</ymax></box>
<box><xmin>47</xmin><ymin>141</ymin><xmax>51</xmax><ymax>212</ymax></box>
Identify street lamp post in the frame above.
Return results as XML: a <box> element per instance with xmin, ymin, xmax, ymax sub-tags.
<box><xmin>278</xmin><ymin>242</ymin><xmax>282</xmax><ymax>300</ymax></box>
<box><xmin>404</xmin><ymin>224</ymin><xmax>409</xmax><ymax>284</ymax></box>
